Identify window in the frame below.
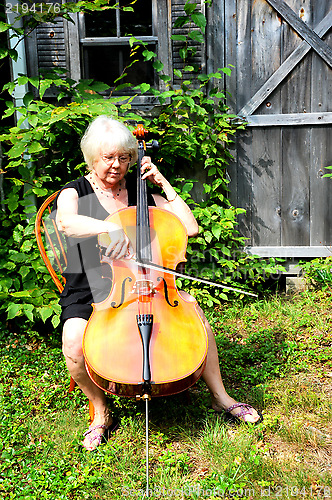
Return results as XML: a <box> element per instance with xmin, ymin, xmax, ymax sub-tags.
<box><xmin>24</xmin><ymin>0</ymin><xmax>206</xmax><ymax>103</ymax></box>
<box><xmin>78</xmin><ymin>0</ymin><xmax>166</xmax><ymax>95</ymax></box>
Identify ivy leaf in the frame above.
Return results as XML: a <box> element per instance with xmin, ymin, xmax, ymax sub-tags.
<box><xmin>159</xmin><ymin>75</ymin><xmax>171</xmax><ymax>82</ymax></box>
<box><xmin>8</xmin><ymin>194</ymin><xmax>19</xmax><ymax>213</ymax></box>
<box><xmin>189</xmin><ymin>31</ymin><xmax>205</xmax><ymax>43</ymax></box>
<box><xmin>8</xmin><ymin>48</ymin><xmax>18</xmax><ymax>62</ymax></box>
<box><xmin>28</xmin><ymin>141</ymin><xmax>45</xmax><ymax>154</ymax></box>
<box><xmin>0</xmin><ymin>47</ymin><xmax>8</xmax><ymax>60</ymax></box>
<box><xmin>191</xmin><ymin>13</ymin><xmax>206</xmax><ymax>32</ymax></box>
<box><xmin>6</xmin><ymin>303</ymin><xmax>22</xmax><ymax>320</ymax></box>
<box><xmin>183</xmin><ymin>182</ymin><xmax>193</xmax><ymax>193</ymax></box>
<box><xmin>0</xmin><ymin>277</ymin><xmax>13</xmax><ymax>292</ymax></box>
<box><xmin>173</xmin><ymin>16</ymin><xmax>190</xmax><ymax>28</ymax></box>
<box><xmin>171</xmin><ymin>34</ymin><xmax>187</xmax><ymax>42</ymax></box>
<box><xmin>184</xmin><ymin>2</ymin><xmax>197</xmax><ymax>15</ymax></box>
<box><xmin>142</xmin><ymin>50</ymin><xmax>156</xmax><ymax>61</ymax></box>
<box><xmin>21</xmin><ymin>240</ymin><xmax>33</xmax><ymax>253</ymax></box>
<box><xmin>7</xmin><ymin>142</ymin><xmax>26</xmax><ymax>159</ymax></box>
<box><xmin>19</xmin><ymin>266</ymin><xmax>31</xmax><ymax>278</ymax></box>
<box><xmin>3</xmin><ymin>82</ymin><xmax>16</xmax><ymax>94</ymax></box>
<box><xmin>129</xmin><ymin>36</ymin><xmax>143</xmax><ymax>48</ymax></box>
<box><xmin>137</xmin><ymin>83</ymin><xmax>150</xmax><ymax>94</ymax></box>
<box><xmin>179</xmin><ymin>47</ymin><xmax>188</xmax><ymax>60</ymax></box>
<box><xmin>22</xmin><ymin>304</ymin><xmax>34</xmax><ymax>322</ymax></box>
<box><xmin>13</xmin><ymin>224</ymin><xmax>24</xmax><ymax>243</ymax></box>
<box><xmin>221</xmin><ymin>67</ymin><xmax>232</xmax><ymax>76</ymax></box>
<box><xmin>28</xmin><ymin>114</ymin><xmax>38</xmax><ymax>128</ymax></box>
<box><xmin>39</xmin><ymin>307</ymin><xmax>53</xmax><ymax>323</ymax></box>
<box><xmin>39</xmin><ymin>80</ymin><xmax>52</xmax><ymax>99</ymax></box>
<box><xmin>0</xmin><ymin>22</ymin><xmax>11</xmax><ymax>33</ymax></box>
<box><xmin>2</xmin><ymin>261</ymin><xmax>16</xmax><ymax>271</ymax></box>
<box><xmin>174</xmin><ymin>69</ymin><xmax>182</xmax><ymax>79</ymax></box>
<box><xmin>90</xmin><ymin>81</ymin><xmax>110</xmax><ymax>92</ymax></box>
<box><xmin>17</xmin><ymin>75</ymin><xmax>29</xmax><ymax>86</ymax></box>
<box><xmin>212</xmin><ymin>224</ymin><xmax>222</xmax><ymax>240</ymax></box>
<box><xmin>52</xmin><ymin>314</ymin><xmax>60</xmax><ymax>328</ymax></box>
<box><xmin>9</xmin><ymin>252</ymin><xmax>26</xmax><ymax>263</ymax></box>
<box><xmin>10</xmin><ymin>290</ymin><xmax>32</xmax><ymax>298</ymax></box>
<box><xmin>152</xmin><ymin>60</ymin><xmax>164</xmax><ymax>72</ymax></box>
<box><xmin>23</xmin><ymin>92</ymin><xmax>33</xmax><ymax>107</ymax></box>
<box><xmin>221</xmin><ymin>246</ymin><xmax>231</xmax><ymax>257</ymax></box>
<box><xmin>28</xmin><ymin>77</ymin><xmax>40</xmax><ymax>88</ymax></box>
<box><xmin>204</xmin><ymin>230</ymin><xmax>212</xmax><ymax>243</ymax></box>
<box><xmin>32</xmin><ymin>187</ymin><xmax>49</xmax><ymax>196</ymax></box>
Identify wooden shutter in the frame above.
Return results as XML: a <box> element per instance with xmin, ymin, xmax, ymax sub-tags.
<box><xmin>35</xmin><ymin>18</ymin><xmax>67</xmax><ymax>73</ymax></box>
<box><xmin>25</xmin><ymin>0</ymin><xmax>69</xmax><ymax>83</ymax></box>
<box><xmin>171</xmin><ymin>0</ymin><xmax>205</xmax><ymax>85</ymax></box>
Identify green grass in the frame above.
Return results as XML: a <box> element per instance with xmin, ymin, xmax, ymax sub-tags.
<box><xmin>1</xmin><ymin>289</ymin><xmax>332</xmax><ymax>499</ymax></box>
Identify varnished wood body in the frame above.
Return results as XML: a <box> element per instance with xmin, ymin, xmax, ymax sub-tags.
<box><xmin>83</xmin><ymin>207</ymin><xmax>208</xmax><ymax>398</ymax></box>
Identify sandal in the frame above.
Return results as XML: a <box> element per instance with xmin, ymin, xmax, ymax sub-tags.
<box><xmin>82</xmin><ymin>417</ymin><xmax>119</xmax><ymax>451</ymax></box>
<box><xmin>224</xmin><ymin>403</ymin><xmax>263</xmax><ymax>425</ymax></box>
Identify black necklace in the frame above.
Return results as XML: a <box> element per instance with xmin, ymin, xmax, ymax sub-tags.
<box><xmin>89</xmin><ymin>173</ymin><xmax>122</xmax><ymax>199</ymax></box>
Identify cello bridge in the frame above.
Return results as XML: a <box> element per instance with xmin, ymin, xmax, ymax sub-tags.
<box><xmin>132</xmin><ymin>280</ymin><xmax>156</xmax><ymax>296</ymax></box>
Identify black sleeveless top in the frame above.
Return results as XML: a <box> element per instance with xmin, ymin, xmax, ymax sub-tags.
<box><xmin>53</xmin><ymin>173</ymin><xmax>157</xmax><ymax>310</ymax></box>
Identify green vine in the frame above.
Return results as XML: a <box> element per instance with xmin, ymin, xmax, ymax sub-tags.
<box><xmin>0</xmin><ymin>0</ymin><xmax>283</xmax><ymax>332</ymax></box>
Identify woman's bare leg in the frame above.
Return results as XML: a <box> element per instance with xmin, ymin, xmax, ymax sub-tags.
<box><xmin>62</xmin><ymin>317</ymin><xmax>114</xmax><ymax>449</ymax></box>
<box><xmin>180</xmin><ymin>292</ymin><xmax>260</xmax><ymax>423</ymax></box>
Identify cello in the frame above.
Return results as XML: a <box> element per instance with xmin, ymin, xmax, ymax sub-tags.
<box><xmin>82</xmin><ymin>124</ymin><xmax>208</xmax><ymax>399</ymax></box>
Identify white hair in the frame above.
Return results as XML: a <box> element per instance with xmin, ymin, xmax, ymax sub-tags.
<box><xmin>80</xmin><ymin>116</ymin><xmax>138</xmax><ymax>170</ymax></box>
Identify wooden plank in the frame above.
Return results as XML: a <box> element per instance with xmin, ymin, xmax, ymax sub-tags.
<box><xmin>24</xmin><ymin>24</ymin><xmax>38</xmax><ymax>79</ymax></box>
<box><xmin>238</xmin><ymin>11</ymin><xmax>332</xmax><ymax>116</ymax></box>
<box><xmin>224</xmin><ymin>0</ymin><xmax>238</xmax><ymax>209</ymax></box>
<box><xmin>310</xmin><ymin>125</ymin><xmax>332</xmax><ymax>245</ymax></box>
<box><xmin>280</xmin><ymin>0</ymin><xmax>311</xmax><ymax>247</ymax></box>
<box><xmin>224</xmin><ymin>0</ymin><xmax>236</xmax><ymax>112</ymax></box>
<box><xmin>236</xmin><ymin>0</ymin><xmax>253</xmax><ymax>110</ymax></box>
<box><xmin>234</xmin><ymin>1</ymin><xmax>254</xmax><ymax>240</ymax></box>
<box><xmin>310</xmin><ymin>0</ymin><xmax>332</xmax><ymax>245</ymax></box>
<box><xmin>281</xmin><ymin>125</ymin><xmax>311</xmax><ymax>246</ymax></box>
<box><xmin>155</xmin><ymin>0</ymin><xmax>172</xmax><ymax>87</ymax></box>
<box><xmin>250</xmin><ymin>128</ymin><xmax>282</xmax><ymax>245</ymax></box>
<box><xmin>265</xmin><ymin>0</ymin><xmax>332</xmax><ymax>67</ymax></box>
<box><xmin>280</xmin><ymin>1</ymin><xmax>312</xmax><ymax>115</ymax></box>
<box><xmin>65</xmin><ymin>12</ymin><xmax>81</xmax><ymax>81</ymax></box>
<box><xmin>205</xmin><ymin>0</ymin><xmax>224</xmax><ymax>75</ymax></box>
<box><xmin>244</xmin><ymin>245</ymin><xmax>332</xmax><ymax>257</ymax></box>
<box><xmin>250</xmin><ymin>0</ymin><xmax>282</xmax><ymax>245</ymax></box>
<box><xmin>246</xmin><ymin>112</ymin><xmax>332</xmax><ymax>126</ymax></box>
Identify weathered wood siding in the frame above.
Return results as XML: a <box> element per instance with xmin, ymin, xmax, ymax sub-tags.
<box><xmin>21</xmin><ymin>0</ymin><xmax>332</xmax><ymax>254</ymax></box>
<box><xmin>171</xmin><ymin>0</ymin><xmax>204</xmax><ymax>85</ymax></box>
<box><xmin>208</xmin><ymin>0</ymin><xmax>332</xmax><ymax>254</ymax></box>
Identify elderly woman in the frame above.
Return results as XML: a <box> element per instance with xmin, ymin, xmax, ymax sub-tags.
<box><xmin>55</xmin><ymin>116</ymin><xmax>261</xmax><ymax>451</ymax></box>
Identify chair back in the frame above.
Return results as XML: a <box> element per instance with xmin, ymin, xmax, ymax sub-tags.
<box><xmin>34</xmin><ymin>191</ymin><xmax>66</xmax><ymax>293</ymax></box>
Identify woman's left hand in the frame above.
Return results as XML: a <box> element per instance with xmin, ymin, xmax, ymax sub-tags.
<box><xmin>140</xmin><ymin>156</ymin><xmax>164</xmax><ymax>187</ymax></box>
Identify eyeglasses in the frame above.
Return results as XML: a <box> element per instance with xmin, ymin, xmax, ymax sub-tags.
<box><xmin>101</xmin><ymin>154</ymin><xmax>131</xmax><ymax>165</ymax></box>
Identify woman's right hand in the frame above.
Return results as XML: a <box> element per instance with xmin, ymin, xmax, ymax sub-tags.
<box><xmin>104</xmin><ymin>222</ymin><xmax>134</xmax><ymax>260</ymax></box>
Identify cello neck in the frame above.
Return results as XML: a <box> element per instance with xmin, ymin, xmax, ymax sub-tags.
<box><xmin>136</xmin><ymin>134</ymin><xmax>152</xmax><ymax>263</ymax></box>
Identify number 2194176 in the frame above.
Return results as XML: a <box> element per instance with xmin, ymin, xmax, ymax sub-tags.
<box><xmin>6</xmin><ymin>3</ymin><xmax>61</xmax><ymax>14</ymax></box>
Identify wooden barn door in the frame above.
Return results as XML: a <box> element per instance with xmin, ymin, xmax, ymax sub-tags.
<box><xmin>208</xmin><ymin>0</ymin><xmax>332</xmax><ymax>256</ymax></box>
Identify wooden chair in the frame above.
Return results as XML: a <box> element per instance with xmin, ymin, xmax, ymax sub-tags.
<box><xmin>34</xmin><ymin>191</ymin><xmax>94</xmax><ymax>421</ymax></box>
